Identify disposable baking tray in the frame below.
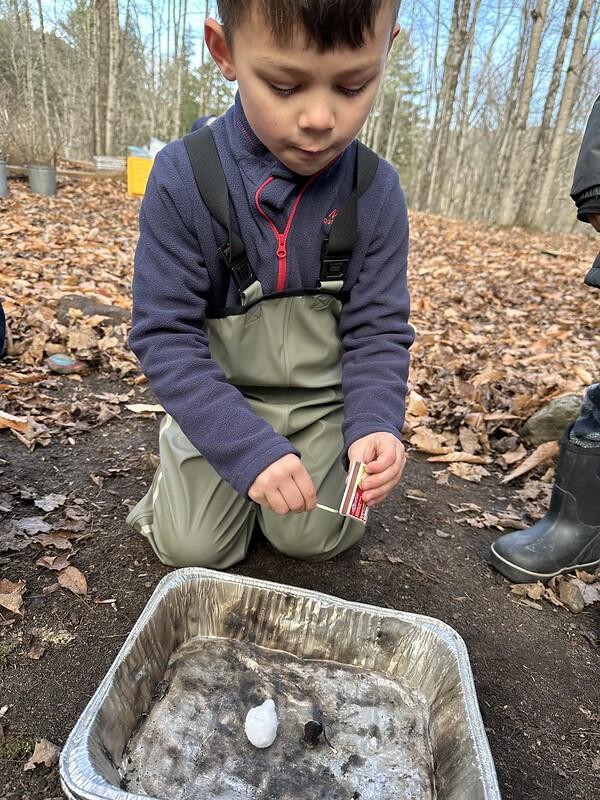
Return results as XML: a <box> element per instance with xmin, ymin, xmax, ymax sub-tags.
<box><xmin>60</xmin><ymin>568</ymin><xmax>501</xmax><ymax>799</ymax></box>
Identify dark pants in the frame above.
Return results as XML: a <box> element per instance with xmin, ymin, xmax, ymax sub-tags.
<box><xmin>571</xmin><ymin>384</ymin><xmax>600</xmax><ymax>446</ymax></box>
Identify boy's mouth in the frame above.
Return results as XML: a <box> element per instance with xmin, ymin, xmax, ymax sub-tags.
<box><xmin>293</xmin><ymin>146</ymin><xmax>332</xmax><ymax>157</ymax></box>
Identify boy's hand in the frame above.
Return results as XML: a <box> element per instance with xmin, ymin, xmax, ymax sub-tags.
<box><xmin>347</xmin><ymin>432</ymin><xmax>406</xmax><ymax>507</ymax></box>
<box><xmin>248</xmin><ymin>454</ymin><xmax>317</xmax><ymax>514</ymax></box>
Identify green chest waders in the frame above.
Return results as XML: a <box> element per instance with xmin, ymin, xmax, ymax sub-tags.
<box><xmin>126</xmin><ymin>129</ymin><xmax>379</xmax><ymax>569</ymax></box>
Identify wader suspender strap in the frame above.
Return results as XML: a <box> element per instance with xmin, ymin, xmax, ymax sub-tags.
<box><xmin>318</xmin><ymin>141</ymin><xmax>379</xmax><ymax>293</ymax></box>
<box><xmin>184</xmin><ymin>127</ymin><xmax>379</xmax><ymax>301</ymax></box>
<box><xmin>183</xmin><ymin>127</ymin><xmax>263</xmax><ymax>306</ymax></box>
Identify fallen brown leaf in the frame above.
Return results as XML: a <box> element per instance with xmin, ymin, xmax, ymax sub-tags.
<box><xmin>23</xmin><ymin>739</ymin><xmax>60</xmax><ymax>771</ymax></box>
<box><xmin>502</xmin><ymin>440</ymin><xmax>560</xmax><ymax>483</ymax></box>
<box><xmin>405</xmin><ymin>389</ymin><xmax>428</xmax><ymax>419</ymax></box>
<box><xmin>510</xmin><ymin>582</ymin><xmax>545</xmax><ymax>601</ymax></box>
<box><xmin>0</xmin><ymin>410</ymin><xmax>29</xmax><ymax>433</ymax></box>
<box><xmin>502</xmin><ymin>444</ymin><xmax>527</xmax><ymax>465</ymax></box>
<box><xmin>33</xmin><ymin>493</ymin><xmax>67</xmax><ymax>512</ymax></box>
<box><xmin>27</xmin><ymin>638</ymin><xmax>46</xmax><ymax>660</ymax></box>
<box><xmin>458</xmin><ymin>426</ymin><xmax>480</xmax><ymax>454</ymax></box>
<box><xmin>409</xmin><ymin>427</ymin><xmax>453</xmax><ymax>455</ymax></box>
<box><xmin>125</xmin><ymin>403</ymin><xmax>164</xmax><ymax>414</ymax></box>
<box><xmin>33</xmin><ymin>534</ymin><xmax>73</xmax><ymax>550</ymax></box>
<box><xmin>570</xmin><ymin>578</ymin><xmax>600</xmax><ymax>606</ymax></box>
<box><xmin>427</xmin><ymin>452</ymin><xmax>490</xmax><ymax>464</ymax></box>
<box><xmin>36</xmin><ymin>553</ymin><xmax>71</xmax><ymax>571</ymax></box>
<box><xmin>58</xmin><ymin>566</ymin><xmax>87</xmax><ymax>595</ymax></box>
<box><xmin>13</xmin><ymin>517</ymin><xmax>51</xmax><ymax>535</ymax></box>
<box><xmin>0</xmin><ymin>578</ymin><xmax>26</xmax><ymax>615</ymax></box>
<box><xmin>447</xmin><ymin>462</ymin><xmax>490</xmax><ymax>482</ymax></box>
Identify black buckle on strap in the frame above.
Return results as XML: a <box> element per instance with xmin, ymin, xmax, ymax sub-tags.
<box><xmin>219</xmin><ymin>245</ymin><xmax>256</xmax><ymax>292</ymax></box>
<box><xmin>320</xmin><ymin>240</ymin><xmax>350</xmax><ymax>281</ymax></box>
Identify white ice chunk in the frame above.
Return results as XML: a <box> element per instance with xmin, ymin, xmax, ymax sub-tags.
<box><xmin>244</xmin><ymin>698</ymin><xmax>278</xmax><ymax>748</ymax></box>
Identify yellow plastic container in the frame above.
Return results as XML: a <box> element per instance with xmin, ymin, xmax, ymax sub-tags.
<box><xmin>127</xmin><ymin>156</ymin><xmax>154</xmax><ymax>197</ymax></box>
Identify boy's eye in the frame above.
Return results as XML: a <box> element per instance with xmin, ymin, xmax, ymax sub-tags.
<box><xmin>267</xmin><ymin>81</ymin><xmax>371</xmax><ymax>98</ymax></box>
<box><xmin>268</xmin><ymin>83</ymin><xmax>299</xmax><ymax>96</ymax></box>
<box><xmin>338</xmin><ymin>83</ymin><xmax>369</xmax><ymax>97</ymax></box>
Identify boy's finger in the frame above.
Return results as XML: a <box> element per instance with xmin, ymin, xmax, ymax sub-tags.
<box><xmin>364</xmin><ymin>449</ymin><xmax>406</xmax><ymax>490</ymax></box>
<box><xmin>363</xmin><ymin>468</ymin><xmax>394</xmax><ymax>490</ymax></box>
<box><xmin>367</xmin><ymin>448</ymin><xmax>404</xmax><ymax>482</ymax></box>
<box><xmin>281</xmin><ymin>480</ymin><xmax>307</xmax><ymax>513</ymax></box>
<box><xmin>366</xmin><ymin>448</ymin><xmax>397</xmax><ymax>473</ymax></box>
<box><xmin>363</xmin><ymin>475</ymin><xmax>401</xmax><ymax>505</ymax></box>
<box><xmin>291</xmin><ymin>464</ymin><xmax>317</xmax><ymax>510</ymax></box>
<box><xmin>266</xmin><ymin>488</ymin><xmax>290</xmax><ymax>516</ymax></box>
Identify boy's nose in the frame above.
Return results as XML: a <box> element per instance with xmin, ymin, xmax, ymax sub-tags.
<box><xmin>298</xmin><ymin>103</ymin><xmax>335</xmax><ymax>133</ymax></box>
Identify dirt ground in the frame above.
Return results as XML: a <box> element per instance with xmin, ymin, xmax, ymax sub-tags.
<box><xmin>0</xmin><ymin>374</ymin><xmax>598</xmax><ymax>800</ymax></box>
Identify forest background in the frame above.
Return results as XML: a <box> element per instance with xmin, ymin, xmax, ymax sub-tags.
<box><xmin>0</xmin><ymin>0</ymin><xmax>599</xmax><ymax>232</ymax></box>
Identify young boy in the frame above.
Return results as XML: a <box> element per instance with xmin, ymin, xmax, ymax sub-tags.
<box><xmin>127</xmin><ymin>0</ymin><xmax>414</xmax><ymax>569</ymax></box>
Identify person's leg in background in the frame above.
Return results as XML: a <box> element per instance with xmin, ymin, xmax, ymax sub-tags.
<box><xmin>570</xmin><ymin>383</ymin><xmax>600</xmax><ymax>446</ymax></box>
<box><xmin>490</xmin><ymin>384</ymin><xmax>600</xmax><ymax>583</ymax></box>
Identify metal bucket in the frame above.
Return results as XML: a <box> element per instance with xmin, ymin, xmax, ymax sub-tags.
<box><xmin>28</xmin><ymin>164</ymin><xmax>57</xmax><ymax>196</ymax></box>
<box><xmin>0</xmin><ymin>160</ymin><xmax>7</xmax><ymax>197</ymax></box>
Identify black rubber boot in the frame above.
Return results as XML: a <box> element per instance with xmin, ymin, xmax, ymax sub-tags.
<box><xmin>490</xmin><ymin>426</ymin><xmax>600</xmax><ymax>583</ymax></box>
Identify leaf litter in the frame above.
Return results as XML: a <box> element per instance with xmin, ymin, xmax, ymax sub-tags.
<box><xmin>1</xmin><ymin>180</ymin><xmax>599</xmax><ymax>646</ymax></box>
<box><xmin>510</xmin><ymin>570</ymin><xmax>600</xmax><ymax>614</ymax></box>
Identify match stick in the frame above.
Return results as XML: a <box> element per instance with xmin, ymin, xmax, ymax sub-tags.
<box><xmin>316</xmin><ymin>503</ymin><xmax>339</xmax><ymax>514</ymax></box>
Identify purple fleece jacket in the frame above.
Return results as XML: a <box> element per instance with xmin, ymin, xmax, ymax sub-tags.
<box><xmin>129</xmin><ymin>93</ymin><xmax>414</xmax><ymax>497</ymax></box>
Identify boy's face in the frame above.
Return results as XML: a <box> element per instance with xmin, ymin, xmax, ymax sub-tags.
<box><xmin>206</xmin><ymin>5</ymin><xmax>399</xmax><ymax>175</ymax></box>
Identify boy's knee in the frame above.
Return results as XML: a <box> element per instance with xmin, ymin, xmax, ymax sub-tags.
<box><xmin>269</xmin><ymin>516</ymin><xmax>365</xmax><ymax>561</ymax></box>
<box><xmin>157</xmin><ymin>535</ymin><xmax>246</xmax><ymax>570</ymax></box>
<box><xmin>150</xmin><ymin>513</ymin><xmax>255</xmax><ymax>570</ymax></box>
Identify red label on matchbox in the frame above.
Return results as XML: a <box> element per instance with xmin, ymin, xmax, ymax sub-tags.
<box><xmin>339</xmin><ymin>461</ymin><xmax>369</xmax><ymax>524</ymax></box>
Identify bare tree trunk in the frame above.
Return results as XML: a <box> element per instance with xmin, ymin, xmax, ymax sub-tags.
<box><xmin>517</xmin><ymin>0</ymin><xmax>579</xmax><ymax>226</ymax></box>
<box><xmin>105</xmin><ymin>0</ymin><xmax>121</xmax><ymax>155</ymax></box>
<box><xmin>371</xmin><ymin>91</ymin><xmax>386</xmax><ymax>153</ymax></box>
<box><xmin>385</xmin><ymin>88</ymin><xmax>402</xmax><ymax>162</ymax></box>
<box><xmin>94</xmin><ymin>0</ymin><xmax>110</xmax><ymax>154</ymax></box>
<box><xmin>532</xmin><ymin>0</ymin><xmax>593</xmax><ymax>229</ymax></box>
<box><xmin>88</xmin><ymin>1</ymin><xmax>98</xmax><ymax>155</ymax></box>
<box><xmin>483</xmin><ymin>0</ymin><xmax>530</xmax><ymax>220</ymax></box>
<box><xmin>359</xmin><ymin>110</ymin><xmax>372</xmax><ymax>147</ymax></box>
<box><xmin>21</xmin><ymin>0</ymin><xmax>38</xmax><ymax>159</ymax></box>
<box><xmin>364</xmin><ymin>86</ymin><xmax>384</xmax><ymax>149</ymax></box>
<box><xmin>415</xmin><ymin>0</ymin><xmax>442</xmax><ymax>206</ymax></box>
<box><xmin>442</xmin><ymin>0</ymin><xmax>481</xmax><ymax>216</ymax></box>
<box><xmin>149</xmin><ymin>0</ymin><xmax>157</xmax><ymax>133</ymax></box>
<box><xmin>423</xmin><ymin>0</ymin><xmax>479</xmax><ymax>212</ymax></box>
<box><xmin>584</xmin><ymin>0</ymin><xmax>600</xmax><ymax>52</ymax></box>
<box><xmin>35</xmin><ymin>0</ymin><xmax>54</xmax><ymax>155</ymax></box>
<box><xmin>172</xmin><ymin>0</ymin><xmax>188</xmax><ymax>139</ymax></box>
<box><xmin>497</xmin><ymin>0</ymin><xmax>549</xmax><ymax>226</ymax></box>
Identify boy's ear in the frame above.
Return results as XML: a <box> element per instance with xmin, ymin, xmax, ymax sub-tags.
<box><xmin>388</xmin><ymin>22</ymin><xmax>400</xmax><ymax>50</ymax></box>
<box><xmin>205</xmin><ymin>18</ymin><xmax>236</xmax><ymax>81</ymax></box>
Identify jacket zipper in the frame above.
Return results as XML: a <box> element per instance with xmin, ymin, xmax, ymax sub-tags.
<box><xmin>254</xmin><ymin>172</ymin><xmax>321</xmax><ymax>293</ymax></box>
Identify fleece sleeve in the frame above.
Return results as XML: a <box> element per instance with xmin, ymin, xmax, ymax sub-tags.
<box><xmin>128</xmin><ymin>145</ymin><xmax>299</xmax><ymax>497</ymax></box>
<box><xmin>571</xmin><ymin>93</ymin><xmax>600</xmax><ymax>217</ymax></box>
<box><xmin>338</xmin><ymin>169</ymin><xmax>414</xmax><ymax>463</ymax></box>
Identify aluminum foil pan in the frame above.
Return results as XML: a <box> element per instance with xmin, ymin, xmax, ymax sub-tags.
<box><xmin>60</xmin><ymin>568</ymin><xmax>501</xmax><ymax>799</ymax></box>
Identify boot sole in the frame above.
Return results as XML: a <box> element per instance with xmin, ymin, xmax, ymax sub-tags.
<box><xmin>489</xmin><ymin>543</ymin><xmax>600</xmax><ymax>584</ymax></box>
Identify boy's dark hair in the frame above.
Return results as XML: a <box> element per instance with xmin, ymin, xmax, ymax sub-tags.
<box><xmin>217</xmin><ymin>0</ymin><xmax>400</xmax><ymax>51</ymax></box>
